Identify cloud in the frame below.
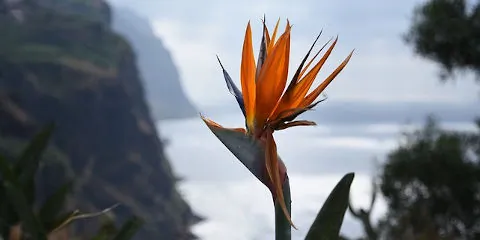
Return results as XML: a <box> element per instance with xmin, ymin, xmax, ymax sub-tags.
<box><xmin>127</xmin><ymin>0</ymin><xmax>479</xmax><ymax>108</ymax></box>
<box><xmin>109</xmin><ymin>0</ymin><xmax>479</xmax><ymax>109</ymax></box>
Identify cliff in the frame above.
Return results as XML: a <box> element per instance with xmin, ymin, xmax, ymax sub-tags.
<box><xmin>0</xmin><ymin>0</ymin><xmax>199</xmax><ymax>239</ymax></box>
<box><xmin>112</xmin><ymin>7</ymin><xmax>197</xmax><ymax>120</ymax></box>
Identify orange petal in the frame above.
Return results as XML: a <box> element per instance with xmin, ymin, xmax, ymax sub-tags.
<box><xmin>276</xmin><ymin>120</ymin><xmax>316</xmax><ymax>130</ymax></box>
<box><xmin>290</xmin><ymin>38</ymin><xmax>338</xmax><ymax>107</ymax></box>
<box><xmin>269</xmin><ymin>100</ymin><xmax>323</xmax><ymax>128</ymax></box>
<box><xmin>264</xmin><ymin>132</ymin><xmax>275</xmax><ymax>193</ymax></box>
<box><xmin>298</xmin><ymin>37</ymin><xmax>335</xmax><ymax>80</ymax></box>
<box><xmin>265</xmin><ymin>130</ymin><xmax>295</xmax><ymax>228</ymax></box>
<box><xmin>241</xmin><ymin>22</ymin><xmax>257</xmax><ymax>131</ymax></box>
<box><xmin>200</xmin><ymin>115</ymin><xmax>246</xmax><ymax>133</ymax></box>
<box><xmin>201</xmin><ymin>115</ymin><xmax>224</xmax><ymax>128</ymax></box>
<box><xmin>231</xmin><ymin>128</ymin><xmax>247</xmax><ymax>133</ymax></box>
<box><xmin>268</xmin><ymin>35</ymin><xmax>329</xmax><ymax>120</ymax></box>
<box><xmin>255</xmin><ymin>25</ymin><xmax>291</xmax><ymax>129</ymax></box>
<box><xmin>267</xmin><ymin>18</ymin><xmax>281</xmax><ymax>54</ymax></box>
<box><xmin>287</xmin><ymin>32</ymin><xmax>325</xmax><ymax>91</ymax></box>
<box><xmin>301</xmin><ymin>50</ymin><xmax>354</xmax><ymax>107</ymax></box>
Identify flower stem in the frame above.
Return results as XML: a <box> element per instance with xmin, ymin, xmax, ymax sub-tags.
<box><xmin>275</xmin><ymin>176</ymin><xmax>291</xmax><ymax>240</ymax></box>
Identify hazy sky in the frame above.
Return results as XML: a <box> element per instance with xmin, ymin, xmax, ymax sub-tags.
<box><xmin>108</xmin><ymin>0</ymin><xmax>479</xmax><ymax>239</ymax></box>
<box><xmin>109</xmin><ymin>0</ymin><xmax>479</xmax><ymax>110</ymax></box>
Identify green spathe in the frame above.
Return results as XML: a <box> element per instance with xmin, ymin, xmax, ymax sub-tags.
<box><xmin>204</xmin><ymin>122</ymin><xmax>293</xmax><ymax>240</ymax></box>
<box><xmin>203</xmin><ymin>123</ymin><xmax>265</xmax><ymax>183</ymax></box>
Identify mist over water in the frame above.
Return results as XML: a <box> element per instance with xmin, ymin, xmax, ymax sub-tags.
<box><xmin>157</xmin><ymin>109</ymin><xmax>476</xmax><ymax>239</ymax></box>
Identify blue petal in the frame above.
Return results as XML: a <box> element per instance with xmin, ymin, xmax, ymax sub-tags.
<box><xmin>256</xmin><ymin>18</ymin><xmax>267</xmax><ymax>79</ymax></box>
<box><xmin>216</xmin><ymin>55</ymin><xmax>246</xmax><ymax>117</ymax></box>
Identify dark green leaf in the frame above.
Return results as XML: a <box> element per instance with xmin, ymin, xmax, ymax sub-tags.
<box><xmin>305</xmin><ymin>173</ymin><xmax>355</xmax><ymax>240</ymax></box>
<box><xmin>0</xmin><ymin>154</ymin><xmax>15</xmax><ymax>185</ymax></box>
<box><xmin>91</xmin><ymin>232</ymin><xmax>113</xmax><ymax>240</ymax></box>
<box><xmin>14</xmin><ymin>123</ymin><xmax>55</xmax><ymax>204</ymax></box>
<box><xmin>15</xmin><ymin>123</ymin><xmax>54</xmax><ymax>176</ymax></box>
<box><xmin>0</xmin><ymin>155</ymin><xmax>47</xmax><ymax>240</ymax></box>
<box><xmin>0</xmin><ymin>155</ymin><xmax>18</xmax><ymax>238</ymax></box>
<box><xmin>38</xmin><ymin>181</ymin><xmax>73</xmax><ymax>231</ymax></box>
<box><xmin>91</xmin><ymin>216</ymin><xmax>118</xmax><ymax>240</ymax></box>
<box><xmin>111</xmin><ymin>216</ymin><xmax>143</xmax><ymax>240</ymax></box>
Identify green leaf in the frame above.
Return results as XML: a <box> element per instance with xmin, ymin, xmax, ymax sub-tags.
<box><xmin>305</xmin><ymin>173</ymin><xmax>355</xmax><ymax>240</ymax></box>
<box><xmin>0</xmin><ymin>155</ymin><xmax>47</xmax><ymax>240</ymax></box>
<box><xmin>203</xmin><ymin>123</ymin><xmax>265</xmax><ymax>183</ymax></box>
<box><xmin>0</xmin><ymin>156</ymin><xmax>18</xmax><ymax>239</ymax></box>
<box><xmin>111</xmin><ymin>216</ymin><xmax>143</xmax><ymax>240</ymax></box>
<box><xmin>91</xmin><ymin>232</ymin><xmax>113</xmax><ymax>240</ymax></box>
<box><xmin>38</xmin><ymin>181</ymin><xmax>73</xmax><ymax>231</ymax></box>
<box><xmin>0</xmin><ymin>154</ymin><xmax>19</xmax><ymax>237</ymax></box>
<box><xmin>14</xmin><ymin>123</ymin><xmax>55</xmax><ymax>204</ymax></box>
<box><xmin>91</xmin><ymin>216</ymin><xmax>118</xmax><ymax>240</ymax></box>
<box><xmin>15</xmin><ymin>123</ymin><xmax>54</xmax><ymax>176</ymax></box>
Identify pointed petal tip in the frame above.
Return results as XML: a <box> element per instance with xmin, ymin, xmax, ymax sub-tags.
<box><xmin>200</xmin><ymin>114</ymin><xmax>223</xmax><ymax>129</ymax></box>
<box><xmin>332</xmin><ymin>36</ymin><xmax>339</xmax><ymax>44</ymax></box>
<box><xmin>216</xmin><ymin>55</ymin><xmax>226</xmax><ymax>70</ymax></box>
<box><xmin>200</xmin><ymin>114</ymin><xmax>210</xmax><ymax>126</ymax></box>
<box><xmin>292</xmin><ymin>222</ymin><xmax>298</xmax><ymax>230</ymax></box>
<box><xmin>314</xmin><ymin>30</ymin><xmax>322</xmax><ymax>42</ymax></box>
<box><xmin>199</xmin><ymin>113</ymin><xmax>208</xmax><ymax>123</ymax></box>
<box><xmin>345</xmin><ymin>49</ymin><xmax>355</xmax><ymax>61</ymax></box>
<box><xmin>343</xmin><ymin>49</ymin><xmax>355</xmax><ymax>63</ymax></box>
<box><xmin>286</xmin><ymin>21</ymin><xmax>292</xmax><ymax>32</ymax></box>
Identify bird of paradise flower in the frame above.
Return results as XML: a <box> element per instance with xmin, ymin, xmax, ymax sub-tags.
<box><xmin>201</xmin><ymin>18</ymin><xmax>353</xmax><ymax>229</ymax></box>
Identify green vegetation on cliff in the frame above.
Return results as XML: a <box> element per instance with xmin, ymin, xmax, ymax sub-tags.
<box><xmin>0</xmin><ymin>0</ymin><xmax>199</xmax><ymax>239</ymax></box>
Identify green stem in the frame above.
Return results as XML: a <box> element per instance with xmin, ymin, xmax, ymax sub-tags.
<box><xmin>275</xmin><ymin>176</ymin><xmax>291</xmax><ymax>240</ymax></box>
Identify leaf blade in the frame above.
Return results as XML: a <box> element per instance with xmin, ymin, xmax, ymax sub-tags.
<box><xmin>0</xmin><ymin>155</ymin><xmax>47</xmax><ymax>240</ymax></box>
<box><xmin>15</xmin><ymin>123</ymin><xmax>55</xmax><ymax>205</ymax></box>
<box><xmin>111</xmin><ymin>216</ymin><xmax>143</xmax><ymax>240</ymax></box>
<box><xmin>38</xmin><ymin>181</ymin><xmax>73</xmax><ymax>231</ymax></box>
<box><xmin>305</xmin><ymin>172</ymin><xmax>355</xmax><ymax>240</ymax></box>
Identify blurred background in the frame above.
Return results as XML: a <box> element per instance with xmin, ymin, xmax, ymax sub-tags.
<box><xmin>1</xmin><ymin>0</ymin><xmax>479</xmax><ymax>239</ymax></box>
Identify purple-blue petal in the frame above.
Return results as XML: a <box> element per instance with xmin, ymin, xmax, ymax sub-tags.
<box><xmin>216</xmin><ymin>56</ymin><xmax>246</xmax><ymax>117</ymax></box>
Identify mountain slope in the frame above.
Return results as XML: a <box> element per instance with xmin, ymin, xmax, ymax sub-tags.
<box><xmin>0</xmin><ymin>0</ymin><xmax>199</xmax><ymax>239</ymax></box>
<box><xmin>112</xmin><ymin>7</ymin><xmax>197</xmax><ymax>120</ymax></box>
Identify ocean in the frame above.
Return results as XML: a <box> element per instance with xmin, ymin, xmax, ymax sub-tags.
<box><xmin>157</xmin><ymin>111</ymin><xmax>476</xmax><ymax>240</ymax></box>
